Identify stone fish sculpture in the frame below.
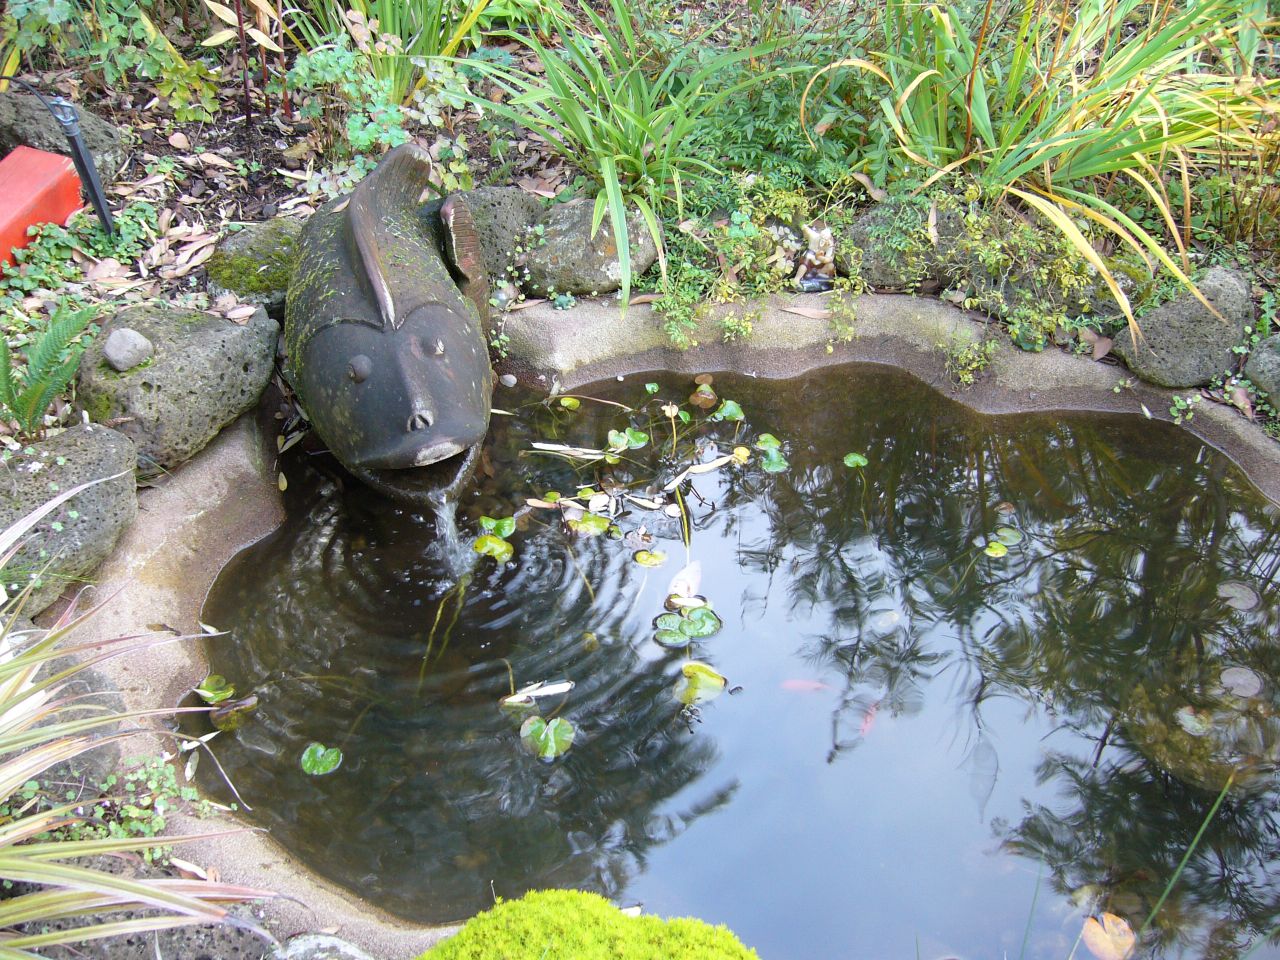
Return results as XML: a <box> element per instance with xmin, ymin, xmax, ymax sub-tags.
<box><xmin>285</xmin><ymin>144</ymin><xmax>493</xmax><ymax>502</ymax></box>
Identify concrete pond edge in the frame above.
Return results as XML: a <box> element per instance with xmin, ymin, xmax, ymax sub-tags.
<box><xmin>56</xmin><ymin>291</ymin><xmax>1280</xmax><ymax>959</ymax></box>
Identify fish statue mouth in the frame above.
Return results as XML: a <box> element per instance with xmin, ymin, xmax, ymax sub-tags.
<box><xmin>353</xmin><ymin>438</ymin><xmax>468</xmax><ymax>472</ymax></box>
<box><xmin>352</xmin><ymin>444</ymin><xmax>482</xmax><ymax>506</ymax></box>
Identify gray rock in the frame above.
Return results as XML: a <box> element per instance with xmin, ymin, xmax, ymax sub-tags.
<box><xmin>1114</xmin><ymin>267</ymin><xmax>1253</xmax><ymax>388</ymax></box>
<box><xmin>1244</xmin><ymin>333</ymin><xmax>1280</xmax><ymax>399</ymax></box>
<box><xmin>77</xmin><ymin>304</ymin><xmax>277</xmax><ymax>471</ymax></box>
<box><xmin>523</xmin><ymin>199</ymin><xmax>658</xmax><ymax>296</ymax></box>
<box><xmin>0</xmin><ymin>424</ymin><xmax>136</xmax><ymax>616</ymax></box>
<box><xmin>0</xmin><ymin>93</ymin><xmax>125</xmax><ymax>189</ymax></box>
<box><xmin>206</xmin><ymin>218</ymin><xmax>305</xmax><ymax>319</ymax></box>
<box><xmin>274</xmin><ymin>934</ymin><xmax>378</xmax><ymax>960</ymax></box>
<box><xmin>456</xmin><ymin>185</ymin><xmax>545</xmax><ymax>283</ymax></box>
<box><xmin>102</xmin><ymin>327</ymin><xmax>154</xmax><ymax>372</ymax></box>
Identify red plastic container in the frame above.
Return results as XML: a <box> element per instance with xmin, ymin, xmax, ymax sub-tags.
<box><xmin>0</xmin><ymin>145</ymin><xmax>83</xmax><ymax>269</ymax></box>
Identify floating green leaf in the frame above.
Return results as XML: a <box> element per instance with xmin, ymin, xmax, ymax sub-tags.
<box><xmin>983</xmin><ymin>541</ymin><xmax>1009</xmax><ymax>558</ymax></box>
<box><xmin>195</xmin><ymin>674</ymin><xmax>235</xmax><ymax>705</ymax></box>
<box><xmin>678</xmin><ymin>410</ymin><xmax>692</xmax><ymax>424</ymax></box>
<box><xmin>300</xmin><ymin>742</ymin><xmax>343</xmax><ymax>776</ymax></box>
<box><xmin>559</xmin><ymin>397</ymin><xmax>580</xmax><ymax>410</ymax></box>
<box><xmin>608</xmin><ymin>427</ymin><xmax>650</xmax><ymax>450</ymax></box>
<box><xmin>843</xmin><ymin>452</ymin><xmax>868</xmax><ymax>468</ymax></box>
<box><xmin>474</xmin><ymin>534</ymin><xmax>514</xmax><ymax>562</ymax></box>
<box><xmin>681</xmin><ymin>606</ymin><xmax>723</xmax><ymax>638</ymax></box>
<box><xmin>654</xmin><ymin>613</ymin><xmax>685</xmax><ymax>632</ymax></box>
<box><xmin>520</xmin><ymin>716</ymin><xmax>575</xmax><ymax>759</ymax></box>
<box><xmin>712</xmin><ymin>400</ymin><xmax>744</xmax><ymax>422</ymax></box>
<box><xmin>567</xmin><ymin>512</ymin><xmax>611</xmax><ymax>536</ymax></box>
<box><xmin>760</xmin><ymin>449</ymin><xmax>789</xmax><ymax>473</ymax></box>
<box><xmin>655</xmin><ymin>629</ymin><xmax>692</xmax><ymax>649</ymax></box>
<box><xmin>675</xmin><ymin>661</ymin><xmax>728</xmax><ymax>705</ymax></box>
<box><xmin>480</xmin><ymin>516</ymin><xmax>516</xmax><ymax>539</ymax></box>
<box><xmin>755</xmin><ymin>433</ymin><xmax>782</xmax><ymax>451</ymax></box>
<box><xmin>634</xmin><ymin>549</ymin><xmax>668</xmax><ymax>567</ymax></box>
<box><xmin>644</xmin><ymin>382</ymin><xmax>660</xmax><ymax>395</ymax></box>
<box><xmin>994</xmin><ymin>526</ymin><xmax>1023</xmax><ymax>546</ymax></box>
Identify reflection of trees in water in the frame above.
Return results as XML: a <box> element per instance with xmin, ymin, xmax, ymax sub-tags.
<box><xmin>203</xmin><ymin>447</ymin><xmax>735</xmax><ymax>924</ymax></box>
<box><xmin>702</xmin><ymin>369</ymin><xmax>1280</xmax><ymax>954</ymax></box>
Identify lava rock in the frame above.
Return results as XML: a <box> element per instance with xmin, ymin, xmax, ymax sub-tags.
<box><xmin>454</xmin><ymin>185</ymin><xmax>545</xmax><ymax>283</ymax></box>
<box><xmin>274</xmin><ymin>934</ymin><xmax>378</xmax><ymax>960</ymax></box>
<box><xmin>522</xmin><ymin>199</ymin><xmax>658</xmax><ymax>297</ymax></box>
<box><xmin>0</xmin><ymin>93</ymin><xmax>125</xmax><ymax>188</ymax></box>
<box><xmin>206</xmin><ymin>218</ymin><xmax>305</xmax><ymax>319</ymax></box>
<box><xmin>1243</xmin><ymin>333</ymin><xmax>1280</xmax><ymax>399</ymax></box>
<box><xmin>834</xmin><ymin>196</ymin><xmax>965</xmax><ymax>293</ymax></box>
<box><xmin>0</xmin><ymin>424</ymin><xmax>136</xmax><ymax>616</ymax></box>
<box><xmin>1113</xmin><ymin>267</ymin><xmax>1253</xmax><ymax>388</ymax></box>
<box><xmin>77</xmin><ymin>304</ymin><xmax>277</xmax><ymax>472</ymax></box>
<box><xmin>101</xmin><ymin>327</ymin><xmax>153</xmax><ymax>372</ymax></box>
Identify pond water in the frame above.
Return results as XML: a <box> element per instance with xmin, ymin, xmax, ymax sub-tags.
<box><xmin>201</xmin><ymin>364</ymin><xmax>1280</xmax><ymax>960</ymax></box>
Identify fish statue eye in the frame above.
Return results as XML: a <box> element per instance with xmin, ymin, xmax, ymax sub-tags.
<box><xmin>348</xmin><ymin>355</ymin><xmax>373</xmax><ymax>383</ymax></box>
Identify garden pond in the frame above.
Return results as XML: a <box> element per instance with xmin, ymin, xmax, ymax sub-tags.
<box><xmin>200</xmin><ymin>364</ymin><xmax>1280</xmax><ymax>960</ymax></box>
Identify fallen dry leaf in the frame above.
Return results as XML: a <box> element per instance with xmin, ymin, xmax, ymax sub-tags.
<box><xmin>629</xmin><ymin>293</ymin><xmax>661</xmax><ymax>305</ymax></box>
<box><xmin>225</xmin><ymin>304</ymin><xmax>257</xmax><ymax>322</ymax></box>
<box><xmin>168</xmin><ymin>131</ymin><xmax>191</xmax><ymax>150</ymax></box>
<box><xmin>850</xmin><ymin>171</ymin><xmax>888</xmax><ymax>202</ymax></box>
<box><xmin>199</xmin><ymin>152</ymin><xmax>235</xmax><ymax>169</ymax></box>
<box><xmin>781</xmin><ymin>306</ymin><xmax>831</xmax><ymax>320</ymax></box>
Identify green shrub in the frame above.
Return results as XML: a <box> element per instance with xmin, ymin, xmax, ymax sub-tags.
<box><xmin>422</xmin><ymin>889</ymin><xmax>759</xmax><ymax>960</ymax></box>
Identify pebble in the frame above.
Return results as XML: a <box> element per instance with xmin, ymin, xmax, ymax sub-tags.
<box><xmin>499</xmin><ymin>373</ymin><xmax>517</xmax><ymax>388</ymax></box>
<box><xmin>102</xmin><ymin>328</ymin><xmax>154</xmax><ymax>372</ymax></box>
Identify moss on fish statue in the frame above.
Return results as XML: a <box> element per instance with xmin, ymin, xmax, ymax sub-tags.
<box><xmin>285</xmin><ymin>144</ymin><xmax>493</xmax><ymax>502</ymax></box>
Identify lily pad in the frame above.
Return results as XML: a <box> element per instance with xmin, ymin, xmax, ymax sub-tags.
<box><xmin>558</xmin><ymin>397</ymin><xmax>580</xmax><ymax>410</ymax></box>
<box><xmin>567</xmin><ymin>512</ymin><xmax>612</xmax><ymax>536</ymax></box>
<box><xmin>712</xmin><ymin>400</ymin><xmax>744</xmax><ymax>422</ymax></box>
<box><xmin>755</xmin><ymin>433</ymin><xmax>782</xmax><ymax>451</ymax></box>
<box><xmin>644</xmin><ymin>382</ymin><xmax>660</xmax><ymax>395</ymax></box>
<box><xmin>607</xmin><ymin>427</ymin><xmax>650</xmax><ymax>451</ymax></box>
<box><xmin>654</xmin><ymin>613</ymin><xmax>685</xmax><ymax>632</ymax></box>
<box><xmin>983</xmin><ymin>541</ymin><xmax>1009</xmax><ymax>558</ymax></box>
<box><xmin>689</xmin><ymin>384</ymin><xmax>718</xmax><ymax>409</ymax></box>
<box><xmin>1221</xmin><ymin>666</ymin><xmax>1264</xmax><ymax>698</ymax></box>
<box><xmin>1217</xmin><ymin>580</ymin><xmax>1261</xmax><ymax>611</ymax></box>
<box><xmin>732</xmin><ymin>446</ymin><xmax>751</xmax><ymax>464</ymax></box>
<box><xmin>760</xmin><ymin>449</ymin><xmax>789</xmax><ymax>473</ymax></box>
<box><xmin>480</xmin><ymin>515</ymin><xmax>516</xmax><ymax>539</ymax></box>
<box><xmin>655</xmin><ymin>629</ymin><xmax>693</xmax><ymax>649</ymax></box>
<box><xmin>634</xmin><ymin>549</ymin><xmax>668</xmax><ymax>568</ymax></box>
<box><xmin>195</xmin><ymin>674</ymin><xmax>235</xmax><ymax>705</ymax></box>
<box><xmin>474</xmin><ymin>534</ymin><xmax>514</xmax><ymax>562</ymax></box>
<box><xmin>843</xmin><ymin>452</ymin><xmax>868</xmax><ymax>468</ymax></box>
<box><xmin>301</xmin><ymin>742</ymin><xmax>343</xmax><ymax>776</ymax></box>
<box><xmin>675</xmin><ymin>661</ymin><xmax>728</xmax><ymax>706</ymax></box>
<box><xmin>994</xmin><ymin>526</ymin><xmax>1023</xmax><ymax>546</ymax></box>
<box><xmin>520</xmin><ymin>716</ymin><xmax>575</xmax><ymax>759</ymax></box>
<box><xmin>681</xmin><ymin>606</ymin><xmax>723</xmax><ymax>638</ymax></box>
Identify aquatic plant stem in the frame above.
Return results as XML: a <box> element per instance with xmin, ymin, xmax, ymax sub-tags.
<box><xmin>1018</xmin><ymin>866</ymin><xmax>1042</xmax><ymax>960</ymax></box>
<box><xmin>1139</xmin><ymin>771</ymin><xmax>1235</xmax><ymax>937</ymax></box>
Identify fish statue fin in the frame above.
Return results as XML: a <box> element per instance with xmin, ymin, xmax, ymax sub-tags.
<box><xmin>346</xmin><ymin>144</ymin><xmax>438</xmax><ymax>330</ymax></box>
<box><xmin>440</xmin><ymin>195</ymin><xmax>490</xmax><ymax>321</ymax></box>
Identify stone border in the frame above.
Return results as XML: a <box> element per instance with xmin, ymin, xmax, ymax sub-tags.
<box><xmin>54</xmin><ymin>292</ymin><xmax>1280</xmax><ymax>959</ymax></box>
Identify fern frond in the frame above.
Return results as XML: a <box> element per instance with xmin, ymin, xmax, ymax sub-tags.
<box><xmin>16</xmin><ymin>353</ymin><xmax>83</xmax><ymax>438</ymax></box>
<box><xmin>0</xmin><ymin>338</ymin><xmax>17</xmax><ymax>416</ymax></box>
<box><xmin>23</xmin><ymin>307</ymin><xmax>96</xmax><ymax>387</ymax></box>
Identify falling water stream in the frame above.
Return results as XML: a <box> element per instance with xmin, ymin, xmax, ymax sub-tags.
<box><xmin>200</xmin><ymin>364</ymin><xmax>1280</xmax><ymax>960</ymax></box>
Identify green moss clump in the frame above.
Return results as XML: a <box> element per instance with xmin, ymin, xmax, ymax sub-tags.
<box><xmin>421</xmin><ymin>890</ymin><xmax>760</xmax><ymax>960</ymax></box>
<box><xmin>206</xmin><ymin>222</ymin><xmax>300</xmax><ymax>297</ymax></box>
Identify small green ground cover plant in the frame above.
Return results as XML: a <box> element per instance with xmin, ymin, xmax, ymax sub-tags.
<box><xmin>422</xmin><ymin>889</ymin><xmax>759</xmax><ymax>959</ymax></box>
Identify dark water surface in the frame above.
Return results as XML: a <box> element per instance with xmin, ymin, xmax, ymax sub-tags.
<box><xmin>202</xmin><ymin>365</ymin><xmax>1280</xmax><ymax>959</ymax></box>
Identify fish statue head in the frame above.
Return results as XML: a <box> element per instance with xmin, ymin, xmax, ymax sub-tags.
<box><xmin>285</xmin><ymin>145</ymin><xmax>494</xmax><ymax>502</ymax></box>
